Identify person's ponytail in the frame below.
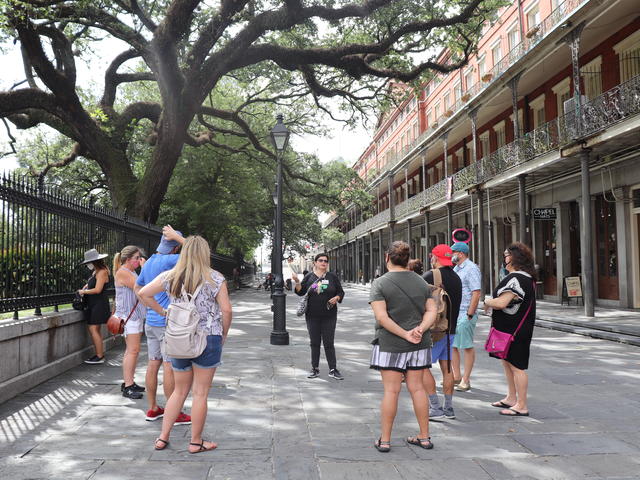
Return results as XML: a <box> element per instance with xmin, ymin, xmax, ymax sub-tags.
<box><xmin>113</xmin><ymin>252</ymin><xmax>122</xmax><ymax>275</ymax></box>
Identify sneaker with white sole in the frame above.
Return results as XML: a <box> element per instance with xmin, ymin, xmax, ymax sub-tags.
<box><xmin>174</xmin><ymin>412</ymin><xmax>191</xmax><ymax>425</ymax></box>
<box><xmin>84</xmin><ymin>355</ymin><xmax>105</xmax><ymax>364</ymax></box>
<box><xmin>307</xmin><ymin>368</ymin><xmax>320</xmax><ymax>378</ymax></box>
<box><xmin>328</xmin><ymin>369</ymin><xmax>344</xmax><ymax>380</ymax></box>
<box><xmin>443</xmin><ymin>406</ymin><xmax>456</xmax><ymax>419</ymax></box>
<box><xmin>145</xmin><ymin>406</ymin><xmax>164</xmax><ymax>421</ymax></box>
<box><xmin>429</xmin><ymin>407</ymin><xmax>445</xmax><ymax>420</ymax></box>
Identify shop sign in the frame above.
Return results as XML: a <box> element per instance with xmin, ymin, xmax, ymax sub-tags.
<box><xmin>564</xmin><ymin>276</ymin><xmax>582</xmax><ymax>297</ymax></box>
<box><xmin>532</xmin><ymin>207</ymin><xmax>556</xmax><ymax>220</ymax></box>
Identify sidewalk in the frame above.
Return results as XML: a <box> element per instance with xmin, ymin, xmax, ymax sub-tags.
<box><xmin>1</xmin><ymin>288</ymin><xmax>640</xmax><ymax>479</ymax></box>
<box><xmin>345</xmin><ymin>282</ymin><xmax>640</xmax><ymax>347</ymax></box>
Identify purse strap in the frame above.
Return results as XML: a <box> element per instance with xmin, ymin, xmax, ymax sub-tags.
<box><xmin>122</xmin><ymin>300</ymin><xmax>139</xmax><ymax>326</ymax></box>
<box><xmin>385</xmin><ymin>275</ymin><xmax>424</xmax><ymax>319</ymax></box>
<box><xmin>511</xmin><ymin>280</ymin><xmax>536</xmax><ymax>338</ymax></box>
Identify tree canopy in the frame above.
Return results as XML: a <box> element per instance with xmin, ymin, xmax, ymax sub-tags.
<box><xmin>1</xmin><ymin>0</ymin><xmax>503</xmax><ymax>224</ymax></box>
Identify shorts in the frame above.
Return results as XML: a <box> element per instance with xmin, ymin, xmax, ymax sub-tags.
<box><xmin>431</xmin><ymin>334</ymin><xmax>455</xmax><ymax>362</ymax></box>
<box><xmin>124</xmin><ymin>317</ymin><xmax>144</xmax><ymax>337</ymax></box>
<box><xmin>145</xmin><ymin>324</ymin><xmax>169</xmax><ymax>362</ymax></box>
<box><xmin>171</xmin><ymin>335</ymin><xmax>223</xmax><ymax>372</ymax></box>
<box><xmin>369</xmin><ymin>344</ymin><xmax>431</xmax><ymax>372</ymax></box>
<box><xmin>453</xmin><ymin>312</ymin><xmax>478</xmax><ymax>349</ymax></box>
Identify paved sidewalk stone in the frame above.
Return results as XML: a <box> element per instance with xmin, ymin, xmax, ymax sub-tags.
<box><xmin>1</xmin><ymin>287</ymin><xmax>640</xmax><ymax>479</ymax></box>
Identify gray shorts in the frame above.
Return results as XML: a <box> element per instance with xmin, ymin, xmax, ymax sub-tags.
<box><xmin>145</xmin><ymin>324</ymin><xmax>169</xmax><ymax>362</ymax></box>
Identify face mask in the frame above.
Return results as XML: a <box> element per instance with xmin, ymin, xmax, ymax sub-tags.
<box><xmin>87</xmin><ymin>263</ymin><xmax>94</xmax><ymax>271</ymax></box>
<box><xmin>451</xmin><ymin>254</ymin><xmax>460</xmax><ymax>265</ymax></box>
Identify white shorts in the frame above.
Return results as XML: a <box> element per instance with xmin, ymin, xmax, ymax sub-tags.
<box><xmin>124</xmin><ymin>317</ymin><xmax>144</xmax><ymax>337</ymax></box>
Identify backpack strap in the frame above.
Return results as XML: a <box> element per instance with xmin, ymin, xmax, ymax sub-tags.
<box><xmin>432</xmin><ymin>268</ymin><xmax>444</xmax><ymax>289</ymax></box>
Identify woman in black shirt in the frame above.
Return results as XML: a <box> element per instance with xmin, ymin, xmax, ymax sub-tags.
<box><xmin>293</xmin><ymin>253</ymin><xmax>345</xmax><ymax>380</ymax></box>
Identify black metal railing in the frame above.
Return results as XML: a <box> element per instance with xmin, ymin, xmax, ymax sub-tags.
<box><xmin>0</xmin><ymin>173</ymin><xmax>254</xmax><ymax>316</ymax></box>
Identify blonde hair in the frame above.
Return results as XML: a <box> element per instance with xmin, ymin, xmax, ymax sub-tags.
<box><xmin>113</xmin><ymin>245</ymin><xmax>141</xmax><ymax>274</ymax></box>
<box><xmin>165</xmin><ymin>236</ymin><xmax>213</xmax><ymax>297</ymax></box>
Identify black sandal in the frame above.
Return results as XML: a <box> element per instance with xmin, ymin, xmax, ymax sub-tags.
<box><xmin>188</xmin><ymin>440</ymin><xmax>217</xmax><ymax>454</ymax></box>
<box><xmin>374</xmin><ymin>438</ymin><xmax>391</xmax><ymax>452</ymax></box>
<box><xmin>154</xmin><ymin>438</ymin><xmax>169</xmax><ymax>450</ymax></box>
<box><xmin>406</xmin><ymin>436</ymin><xmax>433</xmax><ymax>449</ymax></box>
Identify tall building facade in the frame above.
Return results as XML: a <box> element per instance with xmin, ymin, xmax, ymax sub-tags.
<box><xmin>324</xmin><ymin>0</ymin><xmax>640</xmax><ymax>310</ymax></box>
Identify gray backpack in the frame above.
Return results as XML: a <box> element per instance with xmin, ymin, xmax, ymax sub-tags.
<box><xmin>162</xmin><ymin>282</ymin><xmax>211</xmax><ymax>359</ymax></box>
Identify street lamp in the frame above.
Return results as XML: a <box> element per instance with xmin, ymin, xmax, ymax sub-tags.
<box><xmin>269</xmin><ymin>114</ymin><xmax>290</xmax><ymax>345</ymax></box>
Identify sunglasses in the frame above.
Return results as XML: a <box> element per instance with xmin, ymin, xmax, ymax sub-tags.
<box><xmin>316</xmin><ymin>259</ymin><xmax>329</xmax><ymax>263</ymax></box>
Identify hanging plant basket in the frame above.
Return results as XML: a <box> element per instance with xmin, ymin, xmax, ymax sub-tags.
<box><xmin>444</xmin><ymin>110</ymin><xmax>454</xmax><ymax>117</ymax></box>
<box><xmin>461</xmin><ymin>93</ymin><xmax>471</xmax><ymax>102</ymax></box>
<box><xmin>481</xmin><ymin>73</ymin><xmax>493</xmax><ymax>82</ymax></box>
<box><xmin>526</xmin><ymin>26</ymin><xmax>540</xmax><ymax>38</ymax></box>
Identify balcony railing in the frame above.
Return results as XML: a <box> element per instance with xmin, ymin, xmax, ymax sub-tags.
<box><xmin>334</xmin><ymin>74</ymin><xmax>640</xmax><ymax>244</ymax></box>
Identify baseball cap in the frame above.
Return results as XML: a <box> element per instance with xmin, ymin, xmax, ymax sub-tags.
<box><xmin>451</xmin><ymin>242</ymin><xmax>470</xmax><ymax>254</ymax></box>
<box><xmin>431</xmin><ymin>244</ymin><xmax>454</xmax><ymax>267</ymax></box>
<box><xmin>156</xmin><ymin>231</ymin><xmax>183</xmax><ymax>254</ymax></box>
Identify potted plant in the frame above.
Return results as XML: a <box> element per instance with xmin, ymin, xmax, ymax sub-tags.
<box><xmin>481</xmin><ymin>73</ymin><xmax>493</xmax><ymax>82</ymax></box>
<box><xmin>461</xmin><ymin>93</ymin><xmax>471</xmax><ymax>102</ymax></box>
<box><xmin>444</xmin><ymin>110</ymin><xmax>454</xmax><ymax>117</ymax></box>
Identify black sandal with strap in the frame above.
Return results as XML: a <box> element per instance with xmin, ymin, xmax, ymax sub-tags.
<box><xmin>188</xmin><ymin>440</ymin><xmax>217</xmax><ymax>454</ymax></box>
<box><xmin>154</xmin><ymin>438</ymin><xmax>169</xmax><ymax>450</ymax></box>
<box><xmin>374</xmin><ymin>438</ymin><xmax>391</xmax><ymax>452</ymax></box>
<box><xmin>406</xmin><ymin>436</ymin><xmax>433</xmax><ymax>449</ymax></box>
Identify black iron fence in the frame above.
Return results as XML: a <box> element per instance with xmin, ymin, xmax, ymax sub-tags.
<box><xmin>0</xmin><ymin>173</ymin><xmax>254</xmax><ymax>317</ymax></box>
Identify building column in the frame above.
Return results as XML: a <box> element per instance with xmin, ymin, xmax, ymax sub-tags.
<box><xmin>518</xmin><ymin>174</ymin><xmax>527</xmax><ymax>244</ymax></box>
<box><xmin>442</xmin><ymin>133</ymin><xmax>449</xmax><ymax>177</ymax></box>
<box><xmin>447</xmin><ymin>203</ymin><xmax>454</xmax><ymax>238</ymax></box>
<box><xmin>421</xmin><ymin>154</ymin><xmax>427</xmax><ymax>191</ymax></box>
<box><xmin>406</xmin><ymin>218</ymin><xmax>412</xmax><ymax>246</ymax></box>
<box><xmin>563</xmin><ymin>22</ymin><xmax>586</xmax><ymax>137</ymax></box>
<box><xmin>378</xmin><ymin>230</ymin><xmax>385</xmax><ymax>274</ymax></box>
<box><xmin>369</xmin><ymin>231</ymin><xmax>375</xmax><ymax>282</ymax></box>
<box><xmin>476</xmin><ymin>189</ymin><xmax>486</xmax><ymax>293</ymax></box>
<box><xmin>404</xmin><ymin>167</ymin><xmax>409</xmax><ymax>203</ymax></box>
<box><xmin>580</xmin><ymin>149</ymin><xmax>595</xmax><ymax>317</ymax></box>
<box><xmin>424</xmin><ymin>210</ymin><xmax>431</xmax><ymax>261</ymax></box>
<box><xmin>468</xmin><ymin>108</ymin><xmax>479</xmax><ymax>181</ymax></box>
<box><xmin>388</xmin><ymin>174</ymin><xmax>395</xmax><ymax>222</ymax></box>
<box><xmin>507</xmin><ymin>71</ymin><xmax>523</xmax><ymax>139</ymax></box>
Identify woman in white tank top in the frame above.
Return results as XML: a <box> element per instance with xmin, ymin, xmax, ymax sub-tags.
<box><xmin>114</xmin><ymin>246</ymin><xmax>146</xmax><ymax>399</ymax></box>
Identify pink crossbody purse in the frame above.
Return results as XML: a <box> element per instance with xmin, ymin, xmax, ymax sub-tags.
<box><xmin>484</xmin><ymin>282</ymin><xmax>535</xmax><ymax>359</ymax></box>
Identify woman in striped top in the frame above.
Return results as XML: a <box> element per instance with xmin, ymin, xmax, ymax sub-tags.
<box><xmin>114</xmin><ymin>245</ymin><xmax>146</xmax><ymax>399</ymax></box>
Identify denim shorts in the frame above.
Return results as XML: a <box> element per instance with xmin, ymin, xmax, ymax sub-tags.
<box><xmin>170</xmin><ymin>335</ymin><xmax>223</xmax><ymax>372</ymax></box>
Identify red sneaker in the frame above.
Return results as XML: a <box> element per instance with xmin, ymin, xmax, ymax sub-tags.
<box><xmin>174</xmin><ymin>412</ymin><xmax>192</xmax><ymax>425</ymax></box>
<box><xmin>145</xmin><ymin>406</ymin><xmax>165</xmax><ymax>421</ymax></box>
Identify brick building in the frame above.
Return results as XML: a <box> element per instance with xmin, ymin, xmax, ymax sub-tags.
<box><xmin>324</xmin><ymin>0</ymin><xmax>640</xmax><ymax>313</ymax></box>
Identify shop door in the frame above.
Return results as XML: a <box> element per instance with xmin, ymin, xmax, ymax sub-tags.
<box><xmin>595</xmin><ymin>195</ymin><xmax>619</xmax><ymax>300</ymax></box>
<box><xmin>540</xmin><ymin>220</ymin><xmax>558</xmax><ymax>295</ymax></box>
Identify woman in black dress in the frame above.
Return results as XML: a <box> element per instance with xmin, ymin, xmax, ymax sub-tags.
<box><xmin>292</xmin><ymin>253</ymin><xmax>345</xmax><ymax>380</ymax></box>
<box><xmin>78</xmin><ymin>249</ymin><xmax>111</xmax><ymax>364</ymax></box>
<box><xmin>483</xmin><ymin>242</ymin><xmax>536</xmax><ymax>417</ymax></box>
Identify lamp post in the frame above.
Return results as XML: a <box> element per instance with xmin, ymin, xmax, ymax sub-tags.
<box><xmin>269</xmin><ymin>114</ymin><xmax>290</xmax><ymax>345</ymax></box>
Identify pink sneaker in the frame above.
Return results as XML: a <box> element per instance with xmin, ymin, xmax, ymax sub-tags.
<box><xmin>145</xmin><ymin>406</ymin><xmax>165</xmax><ymax>421</ymax></box>
<box><xmin>174</xmin><ymin>412</ymin><xmax>192</xmax><ymax>425</ymax></box>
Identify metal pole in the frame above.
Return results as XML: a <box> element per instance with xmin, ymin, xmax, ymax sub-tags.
<box><xmin>270</xmin><ymin>149</ymin><xmax>289</xmax><ymax>345</ymax></box>
<box><xmin>34</xmin><ymin>174</ymin><xmax>44</xmax><ymax>316</ymax></box>
<box><xmin>477</xmin><ymin>190</ymin><xmax>485</xmax><ymax>294</ymax></box>
<box><xmin>487</xmin><ymin>188</ymin><xmax>494</xmax><ymax>293</ymax></box>
<box><xmin>423</xmin><ymin>210</ymin><xmax>430</xmax><ymax>261</ymax></box>
<box><xmin>369</xmin><ymin>231</ymin><xmax>374</xmax><ymax>282</ymax></box>
<box><xmin>447</xmin><ymin>203</ymin><xmax>453</xmax><ymax>237</ymax></box>
<box><xmin>580</xmin><ymin>149</ymin><xmax>595</xmax><ymax>317</ymax></box>
<box><xmin>518</xmin><ymin>174</ymin><xmax>527</xmax><ymax>243</ymax></box>
<box><xmin>407</xmin><ymin>218</ymin><xmax>412</xmax><ymax>245</ymax></box>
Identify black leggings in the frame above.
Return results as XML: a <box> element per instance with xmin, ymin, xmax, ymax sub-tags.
<box><xmin>306</xmin><ymin>316</ymin><xmax>337</xmax><ymax>370</ymax></box>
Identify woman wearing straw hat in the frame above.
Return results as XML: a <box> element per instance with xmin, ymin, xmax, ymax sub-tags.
<box><xmin>79</xmin><ymin>248</ymin><xmax>111</xmax><ymax>364</ymax></box>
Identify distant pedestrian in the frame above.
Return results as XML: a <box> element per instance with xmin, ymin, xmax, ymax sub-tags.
<box><xmin>451</xmin><ymin>242</ymin><xmax>482</xmax><ymax>392</ymax></box>
<box><xmin>135</xmin><ymin>225</ymin><xmax>191</xmax><ymax>425</ymax></box>
<box><xmin>292</xmin><ymin>253</ymin><xmax>345</xmax><ymax>380</ymax></box>
<box><xmin>421</xmin><ymin>245</ymin><xmax>462</xmax><ymax>420</ymax></box>
<box><xmin>113</xmin><ymin>245</ymin><xmax>147</xmax><ymax>399</ymax></box>
<box><xmin>407</xmin><ymin>258</ymin><xmax>424</xmax><ymax>276</ymax></box>
<box><xmin>139</xmin><ymin>236</ymin><xmax>232</xmax><ymax>453</ymax></box>
<box><xmin>78</xmin><ymin>249</ymin><xmax>111</xmax><ymax>364</ymax></box>
<box><xmin>484</xmin><ymin>242</ymin><xmax>537</xmax><ymax>417</ymax></box>
<box><xmin>369</xmin><ymin>241</ymin><xmax>438</xmax><ymax>452</ymax></box>
<box><xmin>232</xmin><ymin>267</ymin><xmax>241</xmax><ymax>290</ymax></box>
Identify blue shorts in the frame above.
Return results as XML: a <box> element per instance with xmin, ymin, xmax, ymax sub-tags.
<box><xmin>431</xmin><ymin>334</ymin><xmax>455</xmax><ymax>362</ymax></box>
<box><xmin>170</xmin><ymin>335</ymin><xmax>223</xmax><ymax>371</ymax></box>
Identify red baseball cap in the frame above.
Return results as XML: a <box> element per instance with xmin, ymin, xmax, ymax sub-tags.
<box><xmin>431</xmin><ymin>244</ymin><xmax>454</xmax><ymax>267</ymax></box>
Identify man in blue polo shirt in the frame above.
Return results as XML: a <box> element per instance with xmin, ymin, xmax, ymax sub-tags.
<box><xmin>135</xmin><ymin>225</ymin><xmax>191</xmax><ymax>424</ymax></box>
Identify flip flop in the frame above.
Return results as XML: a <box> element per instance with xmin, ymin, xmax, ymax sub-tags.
<box><xmin>154</xmin><ymin>438</ymin><xmax>169</xmax><ymax>450</ymax></box>
<box><xmin>491</xmin><ymin>401</ymin><xmax>514</xmax><ymax>408</ymax></box>
<box><xmin>188</xmin><ymin>440</ymin><xmax>218</xmax><ymax>454</ymax></box>
<box><xmin>374</xmin><ymin>438</ymin><xmax>391</xmax><ymax>452</ymax></box>
<box><xmin>500</xmin><ymin>407</ymin><xmax>529</xmax><ymax>417</ymax></box>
